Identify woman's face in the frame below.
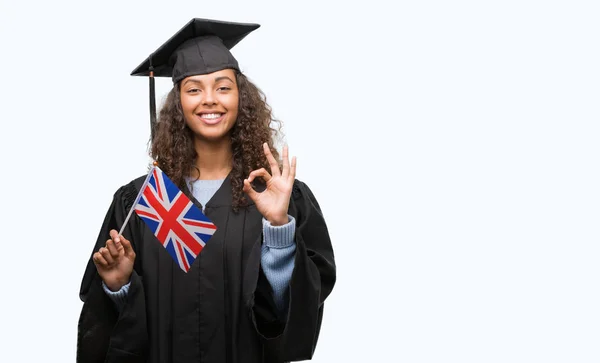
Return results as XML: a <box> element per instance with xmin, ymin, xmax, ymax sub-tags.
<box><xmin>180</xmin><ymin>68</ymin><xmax>239</xmax><ymax>142</ymax></box>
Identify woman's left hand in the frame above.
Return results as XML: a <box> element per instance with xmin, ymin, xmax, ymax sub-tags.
<box><xmin>243</xmin><ymin>143</ymin><xmax>296</xmax><ymax>226</ymax></box>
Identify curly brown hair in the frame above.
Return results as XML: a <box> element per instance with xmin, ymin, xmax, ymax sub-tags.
<box><xmin>150</xmin><ymin>71</ymin><xmax>282</xmax><ymax>212</ymax></box>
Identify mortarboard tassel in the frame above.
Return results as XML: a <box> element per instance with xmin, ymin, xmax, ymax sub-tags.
<box><xmin>149</xmin><ymin>55</ymin><xmax>157</xmax><ymax>141</ymax></box>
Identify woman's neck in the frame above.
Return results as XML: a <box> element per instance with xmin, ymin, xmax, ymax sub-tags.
<box><xmin>193</xmin><ymin>137</ymin><xmax>233</xmax><ymax>180</ymax></box>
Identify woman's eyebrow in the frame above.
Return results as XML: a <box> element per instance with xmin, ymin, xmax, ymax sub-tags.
<box><xmin>183</xmin><ymin>79</ymin><xmax>203</xmax><ymax>86</ymax></box>
<box><xmin>214</xmin><ymin>76</ymin><xmax>234</xmax><ymax>83</ymax></box>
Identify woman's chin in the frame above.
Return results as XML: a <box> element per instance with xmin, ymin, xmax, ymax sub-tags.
<box><xmin>193</xmin><ymin>131</ymin><xmax>231</xmax><ymax>143</ymax></box>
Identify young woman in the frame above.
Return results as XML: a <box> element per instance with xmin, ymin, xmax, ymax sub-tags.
<box><xmin>77</xmin><ymin>18</ymin><xmax>336</xmax><ymax>363</ymax></box>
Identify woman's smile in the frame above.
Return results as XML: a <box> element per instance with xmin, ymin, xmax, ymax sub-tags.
<box><xmin>196</xmin><ymin>112</ymin><xmax>225</xmax><ymax>125</ymax></box>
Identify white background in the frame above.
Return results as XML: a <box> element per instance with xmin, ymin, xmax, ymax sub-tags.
<box><xmin>1</xmin><ymin>0</ymin><xmax>599</xmax><ymax>361</ymax></box>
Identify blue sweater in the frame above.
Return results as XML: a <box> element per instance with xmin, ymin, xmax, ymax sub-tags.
<box><xmin>102</xmin><ymin>178</ymin><xmax>296</xmax><ymax>313</ymax></box>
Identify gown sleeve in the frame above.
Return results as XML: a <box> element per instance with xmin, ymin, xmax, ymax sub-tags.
<box><xmin>246</xmin><ymin>180</ymin><xmax>337</xmax><ymax>362</ymax></box>
<box><xmin>77</xmin><ymin>181</ymin><xmax>148</xmax><ymax>363</ymax></box>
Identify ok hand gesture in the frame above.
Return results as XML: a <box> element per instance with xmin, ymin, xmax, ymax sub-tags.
<box><xmin>243</xmin><ymin>143</ymin><xmax>296</xmax><ymax>226</ymax></box>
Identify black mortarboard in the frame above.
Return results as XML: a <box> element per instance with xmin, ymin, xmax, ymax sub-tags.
<box><xmin>131</xmin><ymin>18</ymin><xmax>260</xmax><ymax>139</ymax></box>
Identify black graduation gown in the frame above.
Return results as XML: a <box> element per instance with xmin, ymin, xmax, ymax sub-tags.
<box><xmin>77</xmin><ymin>174</ymin><xmax>336</xmax><ymax>363</ymax></box>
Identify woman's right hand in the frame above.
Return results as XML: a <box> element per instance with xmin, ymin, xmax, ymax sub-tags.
<box><xmin>92</xmin><ymin>229</ymin><xmax>136</xmax><ymax>292</ymax></box>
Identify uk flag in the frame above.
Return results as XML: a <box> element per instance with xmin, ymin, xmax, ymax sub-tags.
<box><xmin>133</xmin><ymin>166</ymin><xmax>217</xmax><ymax>272</ymax></box>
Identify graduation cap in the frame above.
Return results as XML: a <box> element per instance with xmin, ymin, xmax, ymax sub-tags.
<box><xmin>131</xmin><ymin>18</ymin><xmax>260</xmax><ymax>139</ymax></box>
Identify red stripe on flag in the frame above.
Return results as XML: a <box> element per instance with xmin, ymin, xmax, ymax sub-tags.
<box><xmin>153</xmin><ymin>168</ymin><xmax>163</xmax><ymax>201</ymax></box>
<box><xmin>176</xmin><ymin>239</ymin><xmax>190</xmax><ymax>271</ymax></box>
<box><xmin>135</xmin><ymin>209</ymin><xmax>159</xmax><ymax>220</ymax></box>
<box><xmin>183</xmin><ymin>220</ymin><xmax>217</xmax><ymax>229</ymax></box>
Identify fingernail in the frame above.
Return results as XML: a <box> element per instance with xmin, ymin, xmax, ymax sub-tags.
<box><xmin>115</xmin><ymin>237</ymin><xmax>121</xmax><ymax>243</ymax></box>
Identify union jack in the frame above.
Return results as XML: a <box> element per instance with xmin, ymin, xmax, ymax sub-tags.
<box><xmin>132</xmin><ymin>166</ymin><xmax>217</xmax><ymax>272</ymax></box>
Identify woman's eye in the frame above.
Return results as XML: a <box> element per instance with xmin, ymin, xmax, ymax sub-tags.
<box><xmin>187</xmin><ymin>88</ymin><xmax>200</xmax><ymax>94</ymax></box>
<box><xmin>218</xmin><ymin>87</ymin><xmax>231</xmax><ymax>91</ymax></box>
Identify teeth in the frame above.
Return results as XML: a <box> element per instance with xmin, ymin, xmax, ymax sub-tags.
<box><xmin>200</xmin><ymin>113</ymin><xmax>222</xmax><ymax>119</ymax></box>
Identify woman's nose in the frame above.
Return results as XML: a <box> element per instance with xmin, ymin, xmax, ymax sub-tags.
<box><xmin>202</xmin><ymin>90</ymin><xmax>216</xmax><ymax>105</ymax></box>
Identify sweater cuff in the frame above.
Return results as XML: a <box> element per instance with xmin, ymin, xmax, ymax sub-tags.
<box><xmin>262</xmin><ymin>215</ymin><xmax>296</xmax><ymax>248</ymax></box>
<box><xmin>102</xmin><ymin>280</ymin><xmax>130</xmax><ymax>311</ymax></box>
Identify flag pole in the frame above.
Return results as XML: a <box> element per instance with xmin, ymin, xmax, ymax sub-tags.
<box><xmin>118</xmin><ymin>163</ymin><xmax>157</xmax><ymax>236</ymax></box>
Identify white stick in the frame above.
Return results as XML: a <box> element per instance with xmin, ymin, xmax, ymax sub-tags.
<box><xmin>118</xmin><ymin>165</ymin><xmax>156</xmax><ymax>236</ymax></box>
